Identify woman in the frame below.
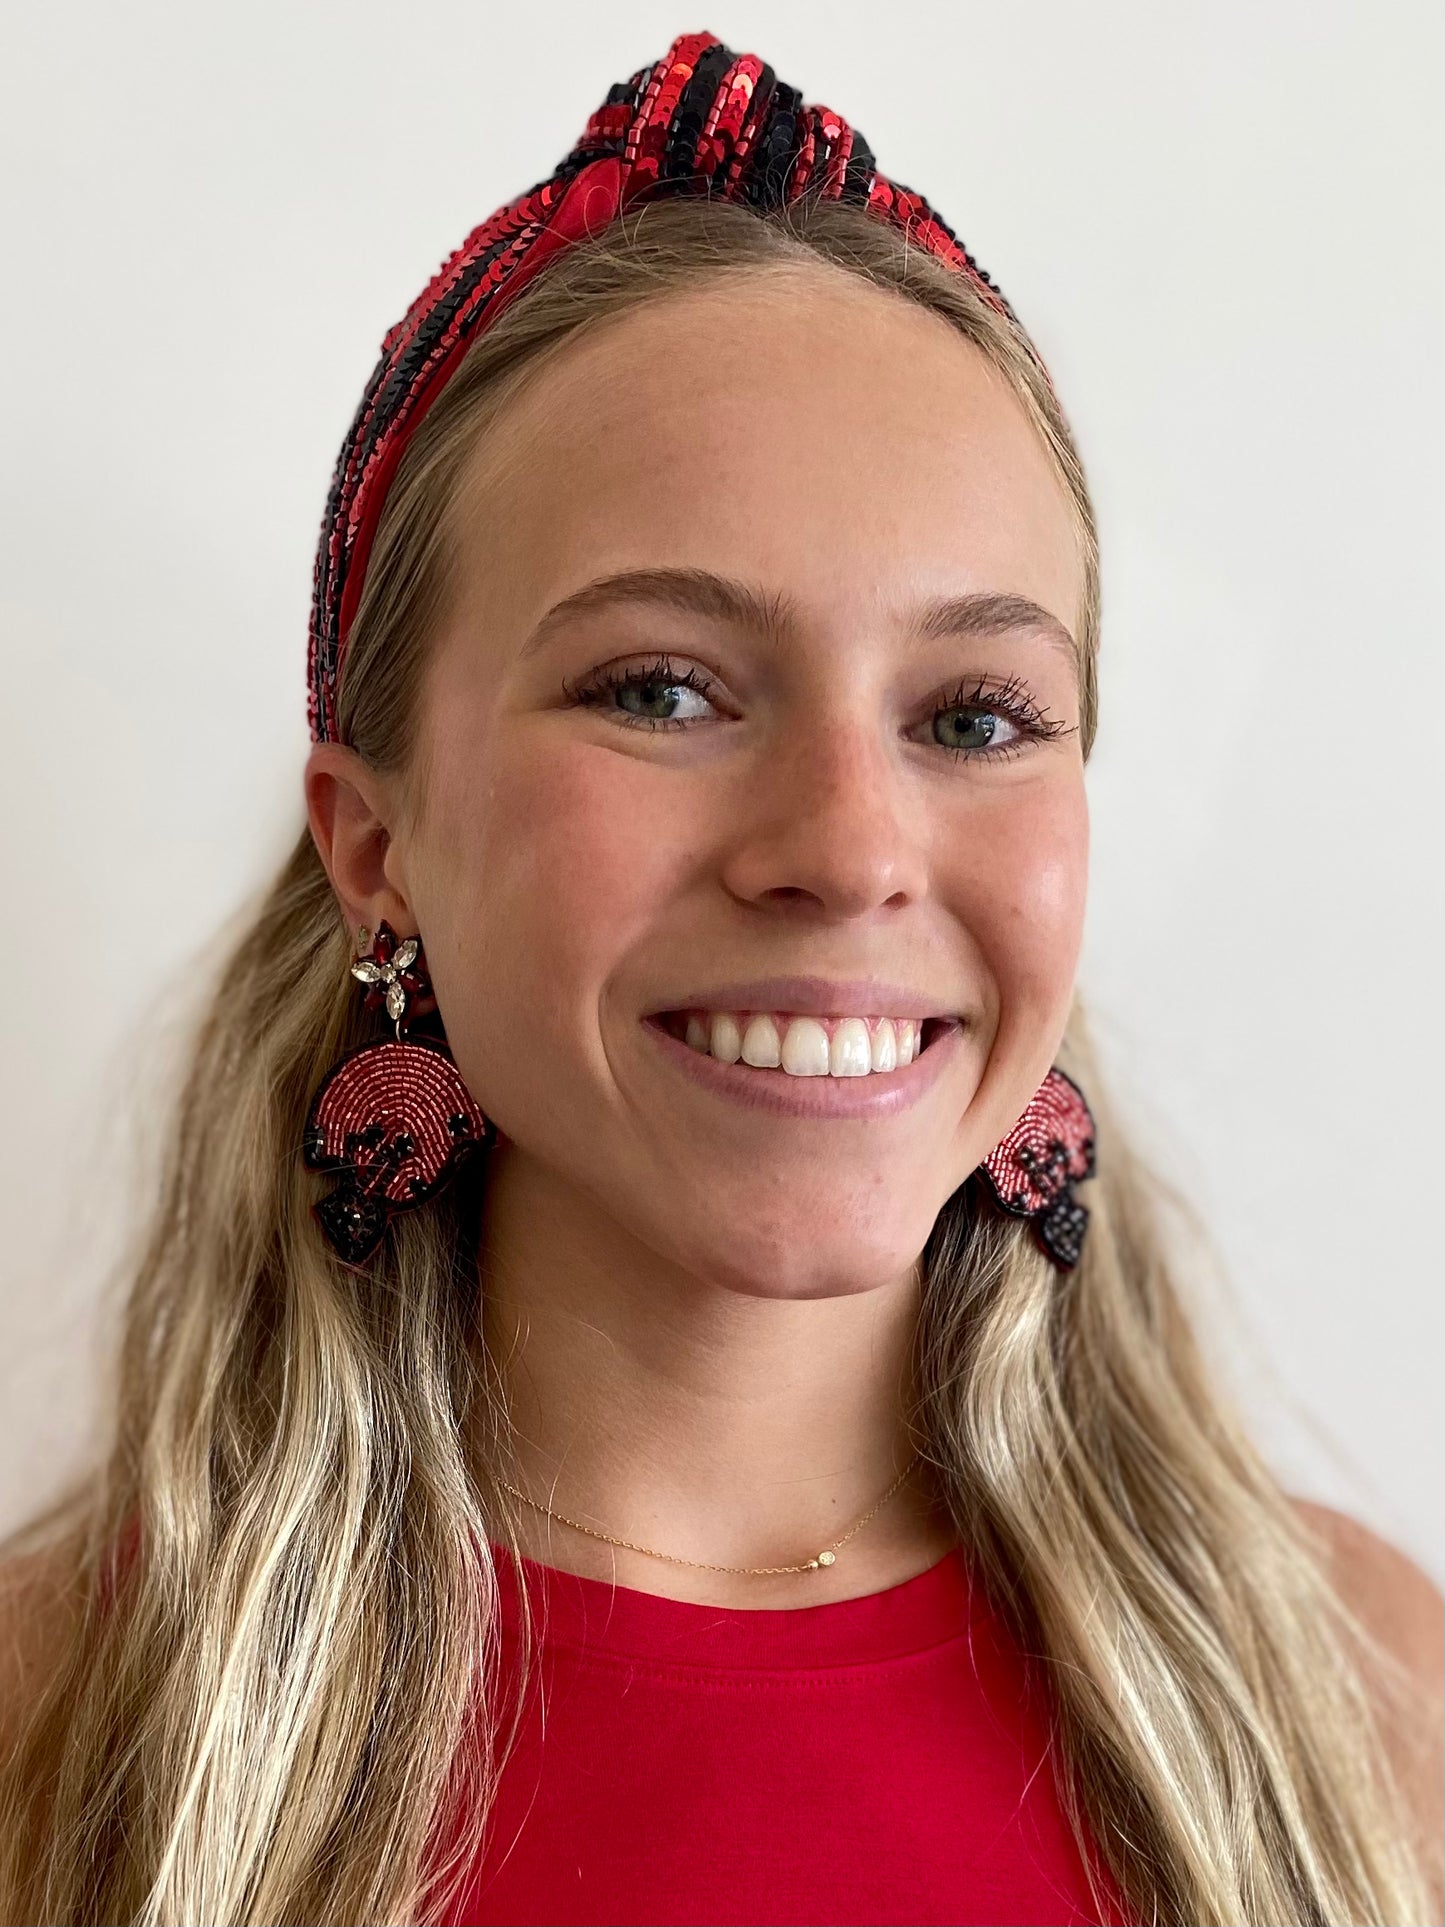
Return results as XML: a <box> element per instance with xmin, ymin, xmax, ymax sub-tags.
<box><xmin>0</xmin><ymin>30</ymin><xmax>1439</xmax><ymax>1927</ymax></box>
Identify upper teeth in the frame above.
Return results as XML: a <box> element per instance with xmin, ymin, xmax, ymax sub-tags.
<box><xmin>678</xmin><ymin>1011</ymin><xmax>927</xmax><ymax>1077</ymax></box>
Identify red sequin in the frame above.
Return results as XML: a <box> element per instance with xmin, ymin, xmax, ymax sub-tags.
<box><xmin>698</xmin><ymin>55</ymin><xmax>764</xmax><ymax>177</ymax></box>
<box><xmin>819</xmin><ymin>112</ymin><xmax>853</xmax><ymax>201</ymax></box>
<box><xmin>627</xmin><ymin>30</ymin><xmax>713</xmax><ymax>186</ymax></box>
<box><xmin>790</xmin><ymin>112</ymin><xmax>817</xmax><ymax>199</ymax></box>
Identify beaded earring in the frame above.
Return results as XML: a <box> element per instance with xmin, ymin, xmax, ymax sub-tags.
<box><xmin>302</xmin><ymin>921</ymin><xmax>493</xmax><ymax>1265</ymax></box>
<box><xmin>976</xmin><ymin>1067</ymin><xmax>1097</xmax><ymax>1270</ymax></box>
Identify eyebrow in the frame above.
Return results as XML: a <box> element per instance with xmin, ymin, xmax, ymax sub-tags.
<box><xmin>517</xmin><ymin>566</ymin><xmax>1078</xmax><ymax>665</ymax></box>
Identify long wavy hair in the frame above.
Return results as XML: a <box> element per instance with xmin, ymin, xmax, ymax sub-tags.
<box><xmin>0</xmin><ymin>197</ymin><xmax>1433</xmax><ymax>1927</ymax></box>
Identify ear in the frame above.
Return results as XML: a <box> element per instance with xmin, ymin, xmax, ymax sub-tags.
<box><xmin>304</xmin><ymin>742</ymin><xmax>414</xmax><ymax>938</ymax></box>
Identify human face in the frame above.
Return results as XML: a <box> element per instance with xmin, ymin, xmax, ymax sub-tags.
<box><xmin>403</xmin><ymin>267</ymin><xmax>1088</xmax><ymax>1302</ymax></box>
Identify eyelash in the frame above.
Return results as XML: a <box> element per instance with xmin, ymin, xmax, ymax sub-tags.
<box><xmin>562</xmin><ymin>655</ymin><xmax>1073</xmax><ymax>763</ymax></box>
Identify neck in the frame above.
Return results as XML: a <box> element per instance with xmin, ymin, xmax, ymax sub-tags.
<box><xmin>470</xmin><ymin>1147</ymin><xmax>958</xmax><ymax>1607</ymax></box>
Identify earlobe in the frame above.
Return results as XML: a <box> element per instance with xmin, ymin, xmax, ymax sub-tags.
<box><xmin>303</xmin><ymin>741</ymin><xmax>412</xmax><ymax>935</ymax></box>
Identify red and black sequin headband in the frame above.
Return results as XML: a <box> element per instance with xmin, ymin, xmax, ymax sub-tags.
<box><xmin>307</xmin><ymin>27</ymin><xmax>1048</xmax><ymax>745</ymax></box>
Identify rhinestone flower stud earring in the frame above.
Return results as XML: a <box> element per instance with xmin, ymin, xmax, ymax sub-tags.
<box><xmin>349</xmin><ymin>921</ymin><xmax>426</xmax><ymax>1028</ymax></box>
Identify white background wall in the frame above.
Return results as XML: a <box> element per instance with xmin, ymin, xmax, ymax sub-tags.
<box><xmin>3</xmin><ymin>2</ymin><xmax>1440</xmax><ymax>1573</ymax></box>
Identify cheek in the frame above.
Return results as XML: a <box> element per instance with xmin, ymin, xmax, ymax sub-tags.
<box><xmin>946</xmin><ymin>779</ymin><xmax>1088</xmax><ymax>1046</ymax></box>
<box><xmin>490</xmin><ymin>738</ymin><xmax>682</xmax><ymax>944</ymax></box>
<box><xmin>413</xmin><ymin>736</ymin><xmax>679</xmax><ymax>1099</ymax></box>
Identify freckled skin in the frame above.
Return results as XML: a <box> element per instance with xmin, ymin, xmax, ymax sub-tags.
<box><xmin>311</xmin><ymin>269</ymin><xmax>1088</xmax><ymax>1306</ymax></box>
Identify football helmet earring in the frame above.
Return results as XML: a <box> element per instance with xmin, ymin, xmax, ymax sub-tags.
<box><xmin>976</xmin><ymin>1067</ymin><xmax>1096</xmax><ymax>1269</ymax></box>
<box><xmin>301</xmin><ymin>921</ymin><xmax>493</xmax><ymax>1264</ymax></box>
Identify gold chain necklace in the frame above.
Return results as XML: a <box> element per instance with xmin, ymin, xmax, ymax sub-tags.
<box><xmin>495</xmin><ymin>1455</ymin><xmax>921</xmax><ymax>1576</ymax></box>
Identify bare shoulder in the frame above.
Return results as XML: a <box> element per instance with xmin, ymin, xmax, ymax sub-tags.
<box><xmin>0</xmin><ymin>1544</ymin><xmax>86</xmax><ymax>1759</ymax></box>
<box><xmin>1289</xmin><ymin>1497</ymin><xmax>1443</xmax><ymax>1909</ymax></box>
<box><xmin>1289</xmin><ymin>1496</ymin><xmax>1444</xmax><ymax>1686</ymax></box>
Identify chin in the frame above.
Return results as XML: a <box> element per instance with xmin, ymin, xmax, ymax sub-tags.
<box><xmin>661</xmin><ymin>1213</ymin><xmax>933</xmax><ymax>1303</ymax></box>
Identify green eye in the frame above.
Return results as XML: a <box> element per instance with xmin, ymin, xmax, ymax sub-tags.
<box><xmin>568</xmin><ymin>656</ymin><xmax>720</xmax><ymax>732</ymax></box>
<box><xmin>617</xmin><ymin>678</ymin><xmax>691</xmax><ymax>721</ymax></box>
<box><xmin>932</xmin><ymin>707</ymin><xmax>1007</xmax><ymax>752</ymax></box>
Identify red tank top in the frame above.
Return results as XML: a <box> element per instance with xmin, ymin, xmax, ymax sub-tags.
<box><xmin>445</xmin><ymin>1544</ymin><xmax>1125</xmax><ymax>1926</ymax></box>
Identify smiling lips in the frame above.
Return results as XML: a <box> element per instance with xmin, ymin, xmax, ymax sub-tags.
<box><xmin>657</xmin><ymin>1010</ymin><xmax>943</xmax><ymax>1078</ymax></box>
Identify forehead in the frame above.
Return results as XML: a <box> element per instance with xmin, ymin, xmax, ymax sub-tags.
<box><xmin>447</xmin><ymin>266</ymin><xmax>1082</xmax><ymax>651</ymax></box>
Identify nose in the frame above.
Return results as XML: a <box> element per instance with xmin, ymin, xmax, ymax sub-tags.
<box><xmin>719</xmin><ymin>708</ymin><xmax>931</xmax><ymax>920</ymax></box>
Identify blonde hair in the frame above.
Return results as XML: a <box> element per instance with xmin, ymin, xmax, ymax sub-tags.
<box><xmin>0</xmin><ymin>198</ymin><xmax>1433</xmax><ymax>1926</ymax></box>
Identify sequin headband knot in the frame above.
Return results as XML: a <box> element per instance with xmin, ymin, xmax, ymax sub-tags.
<box><xmin>307</xmin><ymin>27</ymin><xmax>1045</xmax><ymax>745</ymax></box>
